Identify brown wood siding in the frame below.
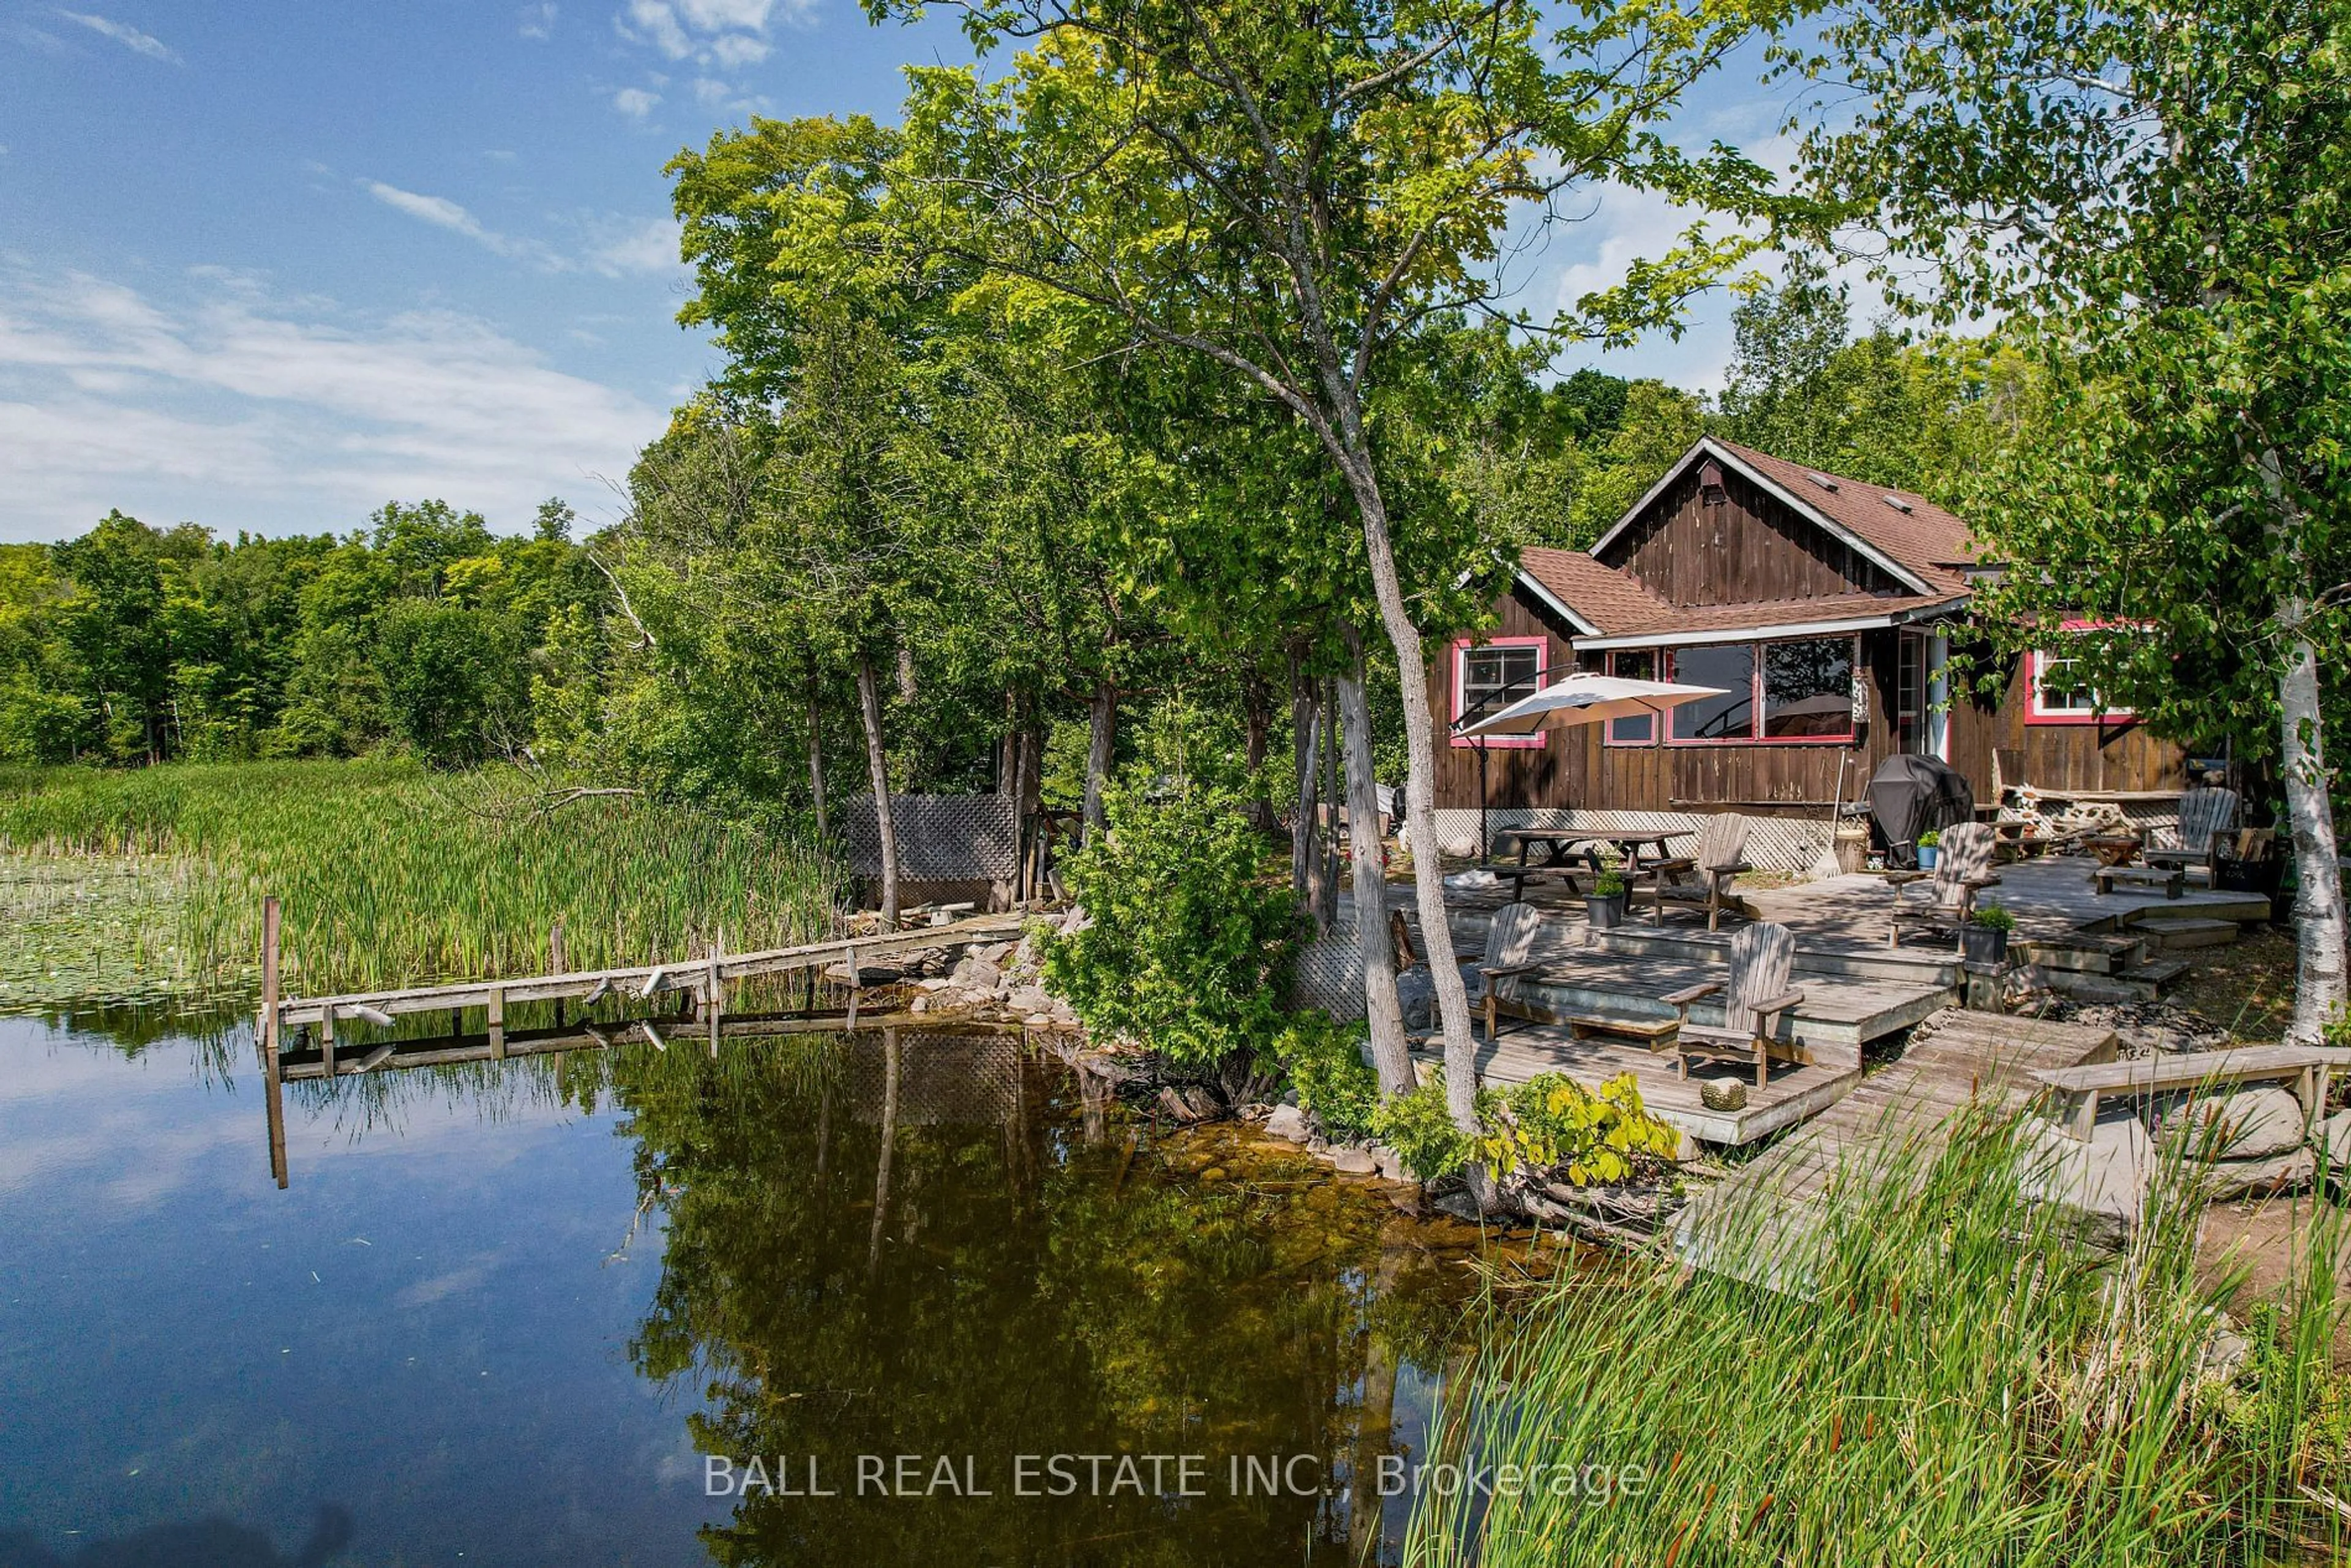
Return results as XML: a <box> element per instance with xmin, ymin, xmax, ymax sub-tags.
<box><xmin>1432</xmin><ymin>596</ymin><xmax>1902</xmax><ymax>817</ymax></box>
<box><xmin>1943</xmin><ymin>649</ymin><xmax>2186</xmax><ymax>797</ymax></box>
<box><xmin>1600</xmin><ymin>463</ymin><xmax>1908</xmax><ymax>606</ymax></box>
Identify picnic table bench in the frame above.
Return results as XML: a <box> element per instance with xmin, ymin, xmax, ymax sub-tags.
<box><xmin>2031</xmin><ymin>1045</ymin><xmax>2351</xmax><ymax>1141</ymax></box>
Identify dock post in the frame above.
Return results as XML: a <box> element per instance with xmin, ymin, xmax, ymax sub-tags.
<box><xmin>487</xmin><ymin>988</ymin><xmax>506</xmax><ymax>1059</ymax></box>
<box><xmin>319</xmin><ymin>1002</ymin><xmax>336</xmax><ymax>1079</ymax></box>
<box><xmin>845</xmin><ymin>943</ymin><xmax>860</xmax><ymax>1030</ymax></box>
<box><xmin>706</xmin><ymin>943</ymin><xmax>722</xmax><ymax>1059</ymax></box>
<box><xmin>260</xmin><ymin>896</ymin><xmax>288</xmax><ymax>1190</ymax></box>
<box><xmin>551</xmin><ymin>920</ymin><xmax>568</xmax><ymax>1027</ymax></box>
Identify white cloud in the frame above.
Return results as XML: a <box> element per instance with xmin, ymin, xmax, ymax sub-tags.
<box><xmin>55</xmin><ymin>9</ymin><xmax>179</xmax><ymax>63</ymax></box>
<box><xmin>0</xmin><ymin>267</ymin><xmax>664</xmax><ymax>539</ymax></box>
<box><xmin>613</xmin><ymin>0</ymin><xmax>807</xmax><ymax>72</ymax></box>
<box><xmin>612</xmin><ymin>85</ymin><xmax>661</xmax><ymax>120</ymax></box>
<box><xmin>518</xmin><ymin>1</ymin><xmax>558</xmax><ymax>39</ymax></box>
<box><xmin>366</xmin><ymin>181</ymin><xmax>489</xmax><ymax>240</ymax></box>
<box><xmin>587</xmin><ymin>216</ymin><xmax>683</xmax><ymax>277</ymax></box>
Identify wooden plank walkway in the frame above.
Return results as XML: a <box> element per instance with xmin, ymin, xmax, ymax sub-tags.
<box><xmin>270</xmin><ymin>912</ymin><xmax>1028</xmax><ymax>1027</ymax></box>
<box><xmin>1674</xmin><ymin>1011</ymin><xmax>2119</xmax><ymax>1285</ymax></box>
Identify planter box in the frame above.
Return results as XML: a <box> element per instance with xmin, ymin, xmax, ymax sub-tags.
<box><xmin>1587</xmin><ymin>893</ymin><xmax>1628</xmax><ymax>929</ymax></box>
<box><xmin>1959</xmin><ymin>924</ymin><xmax>2010</xmax><ymax>967</ymax></box>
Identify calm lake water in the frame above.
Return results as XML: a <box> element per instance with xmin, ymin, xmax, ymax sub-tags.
<box><xmin>0</xmin><ymin>1011</ymin><xmax>1503</xmax><ymax>1566</ymax></box>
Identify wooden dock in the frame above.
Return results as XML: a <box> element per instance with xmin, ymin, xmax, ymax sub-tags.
<box><xmin>1674</xmin><ymin>1011</ymin><xmax>2119</xmax><ymax>1284</ymax></box>
<box><xmin>253</xmin><ymin>903</ymin><xmax>1030</xmax><ymax>1188</ymax></box>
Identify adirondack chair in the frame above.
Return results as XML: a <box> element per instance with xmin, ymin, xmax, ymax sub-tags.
<box><xmin>2143</xmin><ymin>787</ymin><xmax>2240</xmax><ymax>879</ymax></box>
<box><xmin>1886</xmin><ymin>821</ymin><xmax>2001</xmax><ymax>948</ymax></box>
<box><xmin>1663</xmin><ymin>921</ymin><xmax>1803</xmax><ymax>1087</ymax></box>
<box><xmin>1640</xmin><ymin>813</ymin><xmax>1752</xmax><ymax>931</ymax></box>
<box><xmin>1474</xmin><ymin>901</ymin><xmax>1547</xmax><ymax>1041</ymax></box>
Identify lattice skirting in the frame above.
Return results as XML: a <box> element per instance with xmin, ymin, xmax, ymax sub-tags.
<box><xmin>1293</xmin><ymin>911</ymin><xmax>1369</xmax><ymax>1021</ymax></box>
<box><xmin>1422</xmin><ymin>808</ymin><xmax>1838</xmax><ymax>873</ymax></box>
<box><xmin>846</xmin><ymin>793</ymin><xmax>1020</xmax><ymax>880</ymax></box>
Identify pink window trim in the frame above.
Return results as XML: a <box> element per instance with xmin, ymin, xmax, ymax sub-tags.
<box><xmin>2023</xmin><ymin>645</ymin><xmax>2138</xmax><ymax>727</ymax></box>
<box><xmin>1450</xmin><ymin>635</ymin><xmax>1549</xmax><ymax>749</ymax></box>
<box><xmin>1662</xmin><ymin>637</ymin><xmax>1862</xmax><ymax>747</ymax></box>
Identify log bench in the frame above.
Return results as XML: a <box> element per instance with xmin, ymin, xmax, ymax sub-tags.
<box><xmin>2030</xmin><ymin>1045</ymin><xmax>2351</xmax><ymax>1141</ymax></box>
<box><xmin>2093</xmin><ymin>863</ymin><xmax>2186</xmax><ymax>899</ymax></box>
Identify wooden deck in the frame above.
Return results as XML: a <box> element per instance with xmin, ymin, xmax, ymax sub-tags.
<box><xmin>1738</xmin><ymin>855</ymin><xmax>2271</xmax><ymax>948</ymax></box>
<box><xmin>1673</xmin><ymin>1011</ymin><xmax>2119</xmax><ymax>1284</ymax></box>
<box><xmin>1409</xmin><ymin>1027</ymin><xmax>1863</xmax><ymax>1149</ymax></box>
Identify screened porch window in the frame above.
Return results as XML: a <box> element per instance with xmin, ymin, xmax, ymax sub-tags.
<box><xmin>1670</xmin><ymin>644</ymin><xmax>1755</xmax><ymax>740</ymax></box>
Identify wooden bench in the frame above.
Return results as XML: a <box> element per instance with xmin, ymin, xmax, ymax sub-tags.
<box><xmin>2093</xmin><ymin>863</ymin><xmax>2185</xmax><ymax>899</ymax></box>
<box><xmin>2030</xmin><ymin>1045</ymin><xmax>2351</xmax><ymax>1141</ymax></box>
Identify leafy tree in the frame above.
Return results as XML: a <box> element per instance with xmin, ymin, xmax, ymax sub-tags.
<box><xmin>1792</xmin><ymin>0</ymin><xmax>2350</xmax><ymax>1036</ymax></box>
<box><xmin>885</xmin><ymin>0</ymin><xmax>1791</xmax><ymax>1134</ymax></box>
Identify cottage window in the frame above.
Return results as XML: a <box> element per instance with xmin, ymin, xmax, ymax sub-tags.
<box><xmin>1450</xmin><ymin>636</ymin><xmax>1547</xmax><ymax>748</ymax></box>
<box><xmin>1662</xmin><ymin>635</ymin><xmax>1861</xmax><ymax>744</ymax></box>
<box><xmin>1605</xmin><ymin>650</ymin><xmax>1655</xmax><ymax>744</ymax></box>
<box><xmin>1669</xmin><ymin>645</ymin><xmax>1755</xmax><ymax>740</ymax></box>
<box><xmin>1763</xmin><ymin>638</ymin><xmax>1857</xmax><ymax>738</ymax></box>
<box><xmin>2027</xmin><ymin>647</ymin><xmax>2134</xmax><ymax>724</ymax></box>
<box><xmin>1895</xmin><ymin>632</ymin><xmax>1925</xmax><ymax>753</ymax></box>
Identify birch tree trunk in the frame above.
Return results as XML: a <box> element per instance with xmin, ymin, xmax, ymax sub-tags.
<box><xmin>1324</xmin><ymin>450</ymin><xmax>1480</xmax><ymax>1136</ymax></box>
<box><xmin>1084</xmin><ymin>679</ymin><xmax>1116</xmax><ymax>843</ymax></box>
<box><xmin>805</xmin><ymin>667</ymin><xmax>828</xmax><ymax>841</ymax></box>
<box><xmin>855</xmin><ymin>653</ymin><xmax>899</xmax><ymax>932</ymax></box>
<box><xmin>1340</xmin><ymin>627</ymin><xmax>1414</xmax><ymax>1094</ymax></box>
<box><xmin>2257</xmin><ymin>451</ymin><xmax>2347</xmax><ymax>1041</ymax></box>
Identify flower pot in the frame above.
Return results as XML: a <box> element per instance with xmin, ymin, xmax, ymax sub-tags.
<box><xmin>1916</xmin><ymin>844</ymin><xmax>1941</xmax><ymax>871</ymax></box>
<box><xmin>1587</xmin><ymin>891</ymin><xmax>1627</xmax><ymax>929</ymax></box>
<box><xmin>1959</xmin><ymin>924</ymin><xmax>2010</xmax><ymax>967</ymax></box>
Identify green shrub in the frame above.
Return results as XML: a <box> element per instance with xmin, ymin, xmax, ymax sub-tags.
<box><xmin>1275</xmin><ymin>1013</ymin><xmax>1378</xmax><ymax>1141</ymax></box>
<box><xmin>1917</xmin><ymin>827</ymin><xmax>1942</xmax><ymax>847</ymax></box>
<box><xmin>1969</xmin><ymin>901</ymin><xmax>2017</xmax><ymax>931</ymax></box>
<box><xmin>1475</xmin><ymin>1070</ymin><xmax>1680</xmax><ymax>1187</ymax></box>
<box><xmin>1370</xmin><ymin>1073</ymin><xmax>1472</xmax><ymax>1180</ymax></box>
<box><xmin>1039</xmin><ymin>776</ymin><xmax>1303</xmax><ymax>1071</ymax></box>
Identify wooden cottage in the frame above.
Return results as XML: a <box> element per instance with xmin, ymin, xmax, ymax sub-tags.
<box><xmin>1433</xmin><ymin>436</ymin><xmax>2188</xmax><ymax>866</ymax></box>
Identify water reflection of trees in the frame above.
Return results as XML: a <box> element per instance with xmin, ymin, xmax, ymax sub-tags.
<box><xmin>617</xmin><ymin>1030</ymin><xmax>1482</xmax><ymax>1567</ymax></box>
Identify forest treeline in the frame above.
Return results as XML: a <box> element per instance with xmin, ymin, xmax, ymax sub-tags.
<box><xmin>0</xmin><ymin>280</ymin><xmax>2023</xmax><ymax>802</ymax></box>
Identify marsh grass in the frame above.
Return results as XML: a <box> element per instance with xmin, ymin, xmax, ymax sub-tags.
<box><xmin>0</xmin><ymin>760</ymin><xmax>841</xmax><ymax>1003</ymax></box>
<box><xmin>1405</xmin><ymin>1106</ymin><xmax>2350</xmax><ymax>1567</ymax></box>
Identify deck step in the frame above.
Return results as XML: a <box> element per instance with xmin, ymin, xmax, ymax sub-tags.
<box><xmin>2120</xmin><ymin>957</ymin><xmax>2191</xmax><ymax>988</ymax></box>
<box><xmin>1584</xmin><ymin>926</ymin><xmax>1959</xmax><ymax>988</ymax></box>
<box><xmin>2144</xmin><ymin>918</ymin><xmax>2240</xmax><ymax>951</ymax></box>
<box><xmin>2031</xmin><ymin>957</ymin><xmax>2187</xmax><ymax>1003</ymax></box>
<box><xmin>2015</xmin><ymin>932</ymin><xmax>2147</xmax><ymax>975</ymax></box>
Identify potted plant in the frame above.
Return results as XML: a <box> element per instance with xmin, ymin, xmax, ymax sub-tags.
<box><xmin>1961</xmin><ymin>902</ymin><xmax>2015</xmax><ymax>967</ymax></box>
<box><xmin>1915</xmin><ymin>828</ymin><xmax>1943</xmax><ymax>871</ymax></box>
<box><xmin>1586</xmin><ymin>865</ymin><xmax>1629</xmax><ymax>928</ymax></box>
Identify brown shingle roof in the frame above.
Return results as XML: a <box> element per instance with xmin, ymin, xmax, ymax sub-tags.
<box><xmin>1708</xmin><ymin>439</ymin><xmax>1974</xmax><ymax>593</ymax></box>
<box><xmin>1517</xmin><ymin>546</ymin><xmax>1674</xmax><ymax>635</ymax></box>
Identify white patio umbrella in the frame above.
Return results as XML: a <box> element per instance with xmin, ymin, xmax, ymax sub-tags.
<box><xmin>1452</xmin><ymin>671</ymin><xmax>1731</xmax><ymax>857</ymax></box>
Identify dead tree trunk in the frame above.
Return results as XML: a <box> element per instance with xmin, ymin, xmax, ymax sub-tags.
<box><xmin>804</xmin><ymin>666</ymin><xmax>828</xmax><ymax>841</ymax></box>
<box><xmin>1084</xmin><ymin>679</ymin><xmax>1116</xmax><ymax>843</ymax></box>
<box><xmin>855</xmin><ymin>653</ymin><xmax>899</xmax><ymax>932</ymax></box>
<box><xmin>1291</xmin><ymin>654</ymin><xmax>1324</xmax><ymax>920</ymax></box>
<box><xmin>1340</xmin><ymin>628</ymin><xmax>1413</xmax><ymax>1094</ymax></box>
<box><xmin>1317</xmin><ymin>677</ymin><xmax>1342</xmax><ymax>933</ymax></box>
<box><xmin>1243</xmin><ymin>674</ymin><xmax>1275</xmax><ymax>832</ymax></box>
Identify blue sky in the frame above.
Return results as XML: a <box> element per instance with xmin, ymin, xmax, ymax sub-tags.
<box><xmin>0</xmin><ymin>2</ymin><xmax>1801</xmax><ymax>544</ymax></box>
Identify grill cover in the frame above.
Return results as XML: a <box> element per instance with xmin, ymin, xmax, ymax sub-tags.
<box><xmin>1865</xmin><ymin>754</ymin><xmax>1975</xmax><ymax>867</ymax></box>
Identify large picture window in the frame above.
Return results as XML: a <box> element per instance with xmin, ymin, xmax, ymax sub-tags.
<box><xmin>1670</xmin><ymin>644</ymin><xmax>1755</xmax><ymax>741</ymax></box>
<box><xmin>1449</xmin><ymin>636</ymin><xmax>1547</xmax><ymax>748</ymax></box>
<box><xmin>1655</xmin><ymin>635</ymin><xmax>1860</xmax><ymax>745</ymax></box>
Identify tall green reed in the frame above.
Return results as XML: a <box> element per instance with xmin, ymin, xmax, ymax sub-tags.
<box><xmin>1405</xmin><ymin>1105</ymin><xmax>2347</xmax><ymax>1567</ymax></box>
<box><xmin>0</xmin><ymin>760</ymin><xmax>841</xmax><ymax>997</ymax></box>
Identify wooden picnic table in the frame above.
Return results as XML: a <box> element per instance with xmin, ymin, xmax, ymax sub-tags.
<box><xmin>1485</xmin><ymin>827</ymin><xmax>1691</xmax><ymax>902</ymax></box>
